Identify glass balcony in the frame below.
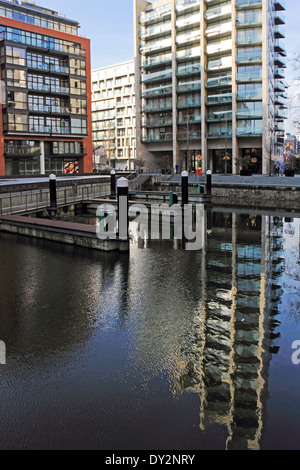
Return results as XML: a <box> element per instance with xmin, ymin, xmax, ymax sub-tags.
<box><xmin>140</xmin><ymin>22</ymin><xmax>172</xmax><ymax>40</ymax></box>
<box><xmin>274</xmin><ymin>67</ymin><xmax>285</xmax><ymax>79</ymax></box>
<box><xmin>176</xmin><ymin>30</ymin><xmax>201</xmax><ymax>46</ymax></box>
<box><xmin>51</xmin><ymin>85</ymin><xmax>70</xmax><ymax>94</ymax></box>
<box><xmin>177</xmin><ymin>46</ymin><xmax>201</xmax><ymax>61</ymax></box>
<box><xmin>140</xmin><ymin>4</ymin><xmax>171</xmax><ymax>25</ymax></box>
<box><xmin>236</xmin><ymin>14</ymin><xmax>262</xmax><ymax>27</ymax></box>
<box><xmin>275</xmin><ymin>54</ymin><xmax>286</xmax><ymax>67</ymax></box>
<box><xmin>237</xmin><ymin>90</ymin><xmax>262</xmax><ymax>100</ymax></box>
<box><xmin>141</xmin><ymin>102</ymin><xmax>173</xmax><ymax>113</ymax></box>
<box><xmin>176</xmin><ymin>0</ymin><xmax>200</xmax><ymax>13</ymax></box>
<box><xmin>140</xmin><ymin>37</ymin><xmax>172</xmax><ymax>55</ymax></box>
<box><xmin>207</xmin><ymin>93</ymin><xmax>232</xmax><ymax>105</ymax></box>
<box><xmin>176</xmin><ymin>12</ymin><xmax>200</xmax><ymax>29</ymax></box>
<box><xmin>177</xmin><ymin>63</ymin><xmax>201</xmax><ymax>76</ymax></box>
<box><xmin>275</xmin><ymin>11</ymin><xmax>285</xmax><ymax>25</ymax></box>
<box><xmin>178</xmin><ymin>115</ymin><xmax>201</xmax><ymax>124</ymax></box>
<box><xmin>274</xmin><ymin>0</ymin><xmax>286</xmax><ymax>11</ymax></box>
<box><xmin>141</xmin><ymin>117</ymin><xmax>173</xmax><ymax>127</ymax></box>
<box><xmin>206</xmin><ymin>74</ymin><xmax>232</xmax><ymax>88</ymax></box>
<box><xmin>207</xmin><ymin>129</ymin><xmax>232</xmax><ymax>138</ymax></box>
<box><xmin>237</xmin><ymin>70</ymin><xmax>262</xmax><ymax>82</ymax></box>
<box><xmin>206</xmin><ymin>4</ymin><xmax>232</xmax><ymax>21</ymax></box>
<box><xmin>236</xmin><ymin>31</ymin><xmax>262</xmax><ymax>45</ymax></box>
<box><xmin>177</xmin><ymin>99</ymin><xmax>201</xmax><ymax>109</ymax></box>
<box><xmin>177</xmin><ymin>80</ymin><xmax>201</xmax><ymax>93</ymax></box>
<box><xmin>206</xmin><ymin>111</ymin><xmax>232</xmax><ymax>122</ymax></box>
<box><xmin>275</xmin><ymin>26</ymin><xmax>285</xmax><ymax>39</ymax></box>
<box><xmin>236</xmin><ymin>127</ymin><xmax>262</xmax><ymax>136</ymax></box>
<box><xmin>141</xmin><ymin>85</ymin><xmax>172</xmax><ymax>98</ymax></box>
<box><xmin>206</xmin><ymin>39</ymin><xmax>232</xmax><ymax>55</ymax></box>
<box><xmin>236</xmin><ymin>110</ymin><xmax>262</xmax><ymax>119</ymax></box>
<box><xmin>275</xmin><ymin>80</ymin><xmax>285</xmax><ymax>92</ymax></box>
<box><xmin>236</xmin><ymin>0</ymin><xmax>262</xmax><ymax>8</ymax></box>
<box><xmin>29</xmin><ymin>126</ymin><xmax>51</xmax><ymax>133</ymax></box>
<box><xmin>141</xmin><ymin>53</ymin><xmax>172</xmax><ymax>68</ymax></box>
<box><xmin>206</xmin><ymin>21</ymin><xmax>232</xmax><ymax>38</ymax></box>
<box><xmin>178</xmin><ymin>131</ymin><xmax>201</xmax><ymax>140</ymax></box>
<box><xmin>207</xmin><ymin>56</ymin><xmax>232</xmax><ymax>71</ymax></box>
<box><xmin>142</xmin><ymin>133</ymin><xmax>173</xmax><ymax>142</ymax></box>
<box><xmin>237</xmin><ymin>51</ymin><xmax>262</xmax><ymax>63</ymax></box>
<box><xmin>141</xmin><ymin>68</ymin><xmax>172</xmax><ymax>83</ymax></box>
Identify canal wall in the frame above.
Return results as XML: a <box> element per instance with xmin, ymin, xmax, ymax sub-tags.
<box><xmin>150</xmin><ymin>181</ymin><xmax>300</xmax><ymax>210</ymax></box>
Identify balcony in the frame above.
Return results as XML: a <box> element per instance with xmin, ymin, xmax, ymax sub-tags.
<box><xmin>274</xmin><ymin>67</ymin><xmax>285</xmax><ymax>79</ymax></box>
<box><xmin>237</xmin><ymin>90</ymin><xmax>262</xmax><ymax>100</ymax></box>
<box><xmin>141</xmin><ymin>53</ymin><xmax>172</xmax><ymax>69</ymax></box>
<box><xmin>274</xmin><ymin>26</ymin><xmax>285</xmax><ymax>39</ymax></box>
<box><xmin>206</xmin><ymin>4</ymin><xmax>231</xmax><ymax>22</ymax></box>
<box><xmin>236</xmin><ymin>14</ymin><xmax>262</xmax><ymax>28</ymax></box>
<box><xmin>207</xmin><ymin>56</ymin><xmax>232</xmax><ymax>71</ymax></box>
<box><xmin>178</xmin><ymin>115</ymin><xmax>201</xmax><ymax>124</ymax></box>
<box><xmin>275</xmin><ymin>54</ymin><xmax>286</xmax><ymax>68</ymax></box>
<box><xmin>206</xmin><ymin>21</ymin><xmax>232</xmax><ymax>38</ymax></box>
<box><xmin>141</xmin><ymin>68</ymin><xmax>172</xmax><ymax>84</ymax></box>
<box><xmin>237</xmin><ymin>51</ymin><xmax>262</xmax><ymax>63</ymax></box>
<box><xmin>236</xmin><ymin>31</ymin><xmax>262</xmax><ymax>46</ymax></box>
<box><xmin>206</xmin><ymin>39</ymin><xmax>232</xmax><ymax>56</ymax></box>
<box><xmin>236</xmin><ymin>0</ymin><xmax>262</xmax><ymax>8</ymax></box>
<box><xmin>141</xmin><ymin>85</ymin><xmax>172</xmax><ymax>99</ymax></box>
<box><xmin>176</xmin><ymin>12</ymin><xmax>200</xmax><ymax>30</ymax></box>
<box><xmin>236</xmin><ymin>110</ymin><xmax>262</xmax><ymax>119</ymax></box>
<box><xmin>29</xmin><ymin>126</ymin><xmax>51</xmax><ymax>134</ymax></box>
<box><xmin>206</xmin><ymin>74</ymin><xmax>232</xmax><ymax>88</ymax></box>
<box><xmin>236</xmin><ymin>127</ymin><xmax>262</xmax><ymax>137</ymax></box>
<box><xmin>275</xmin><ymin>11</ymin><xmax>285</xmax><ymax>25</ymax></box>
<box><xmin>177</xmin><ymin>80</ymin><xmax>201</xmax><ymax>93</ymax></box>
<box><xmin>207</xmin><ymin>93</ymin><xmax>232</xmax><ymax>105</ymax></box>
<box><xmin>176</xmin><ymin>30</ymin><xmax>201</xmax><ymax>46</ymax></box>
<box><xmin>275</xmin><ymin>80</ymin><xmax>286</xmax><ymax>93</ymax></box>
<box><xmin>274</xmin><ymin>0</ymin><xmax>286</xmax><ymax>11</ymax></box>
<box><xmin>141</xmin><ymin>102</ymin><xmax>173</xmax><ymax>113</ymax></box>
<box><xmin>142</xmin><ymin>133</ymin><xmax>173</xmax><ymax>143</ymax></box>
<box><xmin>50</xmin><ymin>64</ymin><xmax>70</xmax><ymax>74</ymax></box>
<box><xmin>206</xmin><ymin>111</ymin><xmax>232</xmax><ymax>122</ymax></box>
<box><xmin>178</xmin><ymin>131</ymin><xmax>201</xmax><ymax>140</ymax></box>
<box><xmin>141</xmin><ymin>117</ymin><xmax>173</xmax><ymax>128</ymax></box>
<box><xmin>274</xmin><ymin>40</ymin><xmax>286</xmax><ymax>57</ymax></box>
<box><xmin>140</xmin><ymin>37</ymin><xmax>172</xmax><ymax>55</ymax></box>
<box><xmin>237</xmin><ymin>70</ymin><xmax>262</xmax><ymax>82</ymax></box>
<box><xmin>177</xmin><ymin>99</ymin><xmax>201</xmax><ymax>109</ymax></box>
<box><xmin>176</xmin><ymin>0</ymin><xmax>200</xmax><ymax>14</ymax></box>
<box><xmin>140</xmin><ymin>22</ymin><xmax>172</xmax><ymax>41</ymax></box>
<box><xmin>177</xmin><ymin>63</ymin><xmax>201</xmax><ymax>77</ymax></box>
<box><xmin>207</xmin><ymin>129</ymin><xmax>232</xmax><ymax>138</ymax></box>
<box><xmin>27</xmin><ymin>62</ymin><xmax>50</xmax><ymax>72</ymax></box>
<box><xmin>140</xmin><ymin>4</ymin><xmax>171</xmax><ymax>26</ymax></box>
<box><xmin>177</xmin><ymin>46</ymin><xmax>201</xmax><ymax>61</ymax></box>
<box><xmin>4</xmin><ymin>144</ymin><xmax>41</xmax><ymax>156</ymax></box>
<box><xmin>28</xmin><ymin>83</ymin><xmax>51</xmax><ymax>93</ymax></box>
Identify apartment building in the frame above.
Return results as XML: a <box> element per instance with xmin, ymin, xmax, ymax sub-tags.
<box><xmin>0</xmin><ymin>0</ymin><xmax>93</xmax><ymax>176</ymax></box>
<box><xmin>92</xmin><ymin>61</ymin><xmax>136</xmax><ymax>170</ymax></box>
<box><xmin>134</xmin><ymin>0</ymin><xmax>287</xmax><ymax>174</ymax></box>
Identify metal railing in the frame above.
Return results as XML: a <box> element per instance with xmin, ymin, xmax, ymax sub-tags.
<box><xmin>0</xmin><ymin>183</ymin><xmax>111</xmax><ymax>216</ymax></box>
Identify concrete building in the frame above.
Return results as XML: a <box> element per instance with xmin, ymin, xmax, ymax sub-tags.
<box><xmin>0</xmin><ymin>0</ymin><xmax>93</xmax><ymax>176</ymax></box>
<box><xmin>92</xmin><ymin>61</ymin><xmax>136</xmax><ymax>170</ymax></box>
<box><xmin>134</xmin><ymin>0</ymin><xmax>287</xmax><ymax>174</ymax></box>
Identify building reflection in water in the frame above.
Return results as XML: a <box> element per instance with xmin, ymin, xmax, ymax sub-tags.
<box><xmin>174</xmin><ymin>209</ymin><xmax>288</xmax><ymax>450</ymax></box>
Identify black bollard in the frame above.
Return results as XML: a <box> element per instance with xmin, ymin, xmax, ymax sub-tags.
<box><xmin>49</xmin><ymin>174</ymin><xmax>57</xmax><ymax>209</ymax></box>
<box><xmin>110</xmin><ymin>170</ymin><xmax>116</xmax><ymax>199</ymax></box>
<box><xmin>206</xmin><ymin>170</ymin><xmax>212</xmax><ymax>196</ymax></box>
<box><xmin>181</xmin><ymin>170</ymin><xmax>189</xmax><ymax>207</ymax></box>
<box><xmin>117</xmin><ymin>177</ymin><xmax>129</xmax><ymax>240</ymax></box>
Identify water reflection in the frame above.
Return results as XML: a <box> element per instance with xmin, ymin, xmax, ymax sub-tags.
<box><xmin>0</xmin><ymin>208</ymin><xmax>299</xmax><ymax>450</ymax></box>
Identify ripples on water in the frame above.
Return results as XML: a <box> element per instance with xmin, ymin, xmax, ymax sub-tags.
<box><xmin>0</xmin><ymin>209</ymin><xmax>299</xmax><ymax>450</ymax></box>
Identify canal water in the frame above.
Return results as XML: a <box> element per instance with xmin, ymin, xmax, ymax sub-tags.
<box><xmin>0</xmin><ymin>207</ymin><xmax>299</xmax><ymax>450</ymax></box>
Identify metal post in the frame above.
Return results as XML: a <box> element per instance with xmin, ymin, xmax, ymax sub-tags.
<box><xmin>181</xmin><ymin>170</ymin><xmax>189</xmax><ymax>207</ymax></box>
<box><xmin>206</xmin><ymin>170</ymin><xmax>212</xmax><ymax>196</ymax></box>
<box><xmin>111</xmin><ymin>170</ymin><xmax>116</xmax><ymax>199</ymax></box>
<box><xmin>49</xmin><ymin>174</ymin><xmax>57</xmax><ymax>209</ymax></box>
<box><xmin>117</xmin><ymin>177</ymin><xmax>129</xmax><ymax>241</ymax></box>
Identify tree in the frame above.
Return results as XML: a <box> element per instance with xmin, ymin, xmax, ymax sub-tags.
<box><xmin>135</xmin><ymin>158</ymin><xmax>146</xmax><ymax>172</ymax></box>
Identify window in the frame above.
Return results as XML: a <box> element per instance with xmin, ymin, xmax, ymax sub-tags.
<box><xmin>71</xmin><ymin>118</ymin><xmax>87</xmax><ymax>135</ymax></box>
